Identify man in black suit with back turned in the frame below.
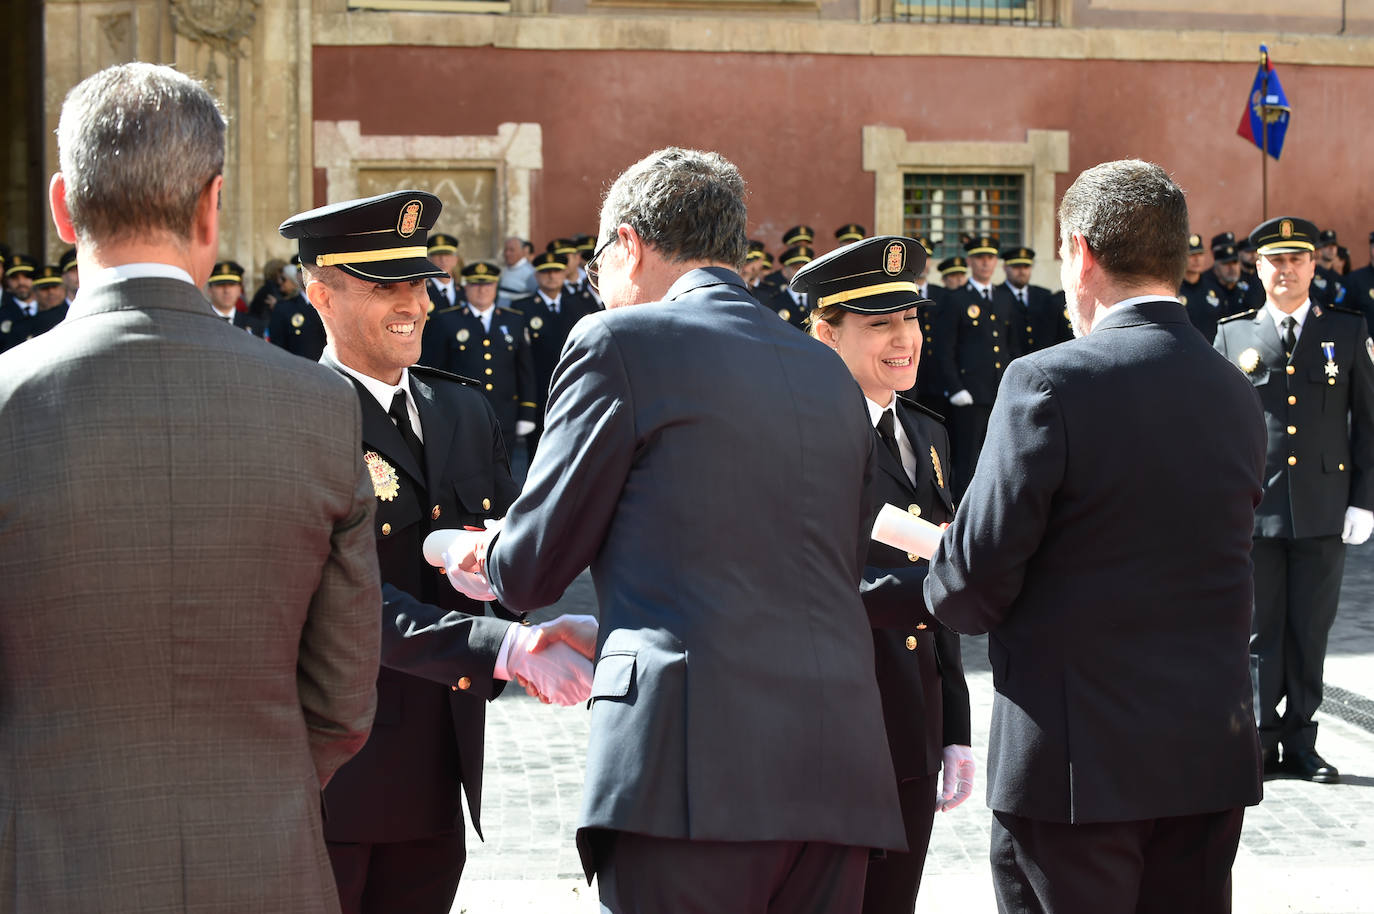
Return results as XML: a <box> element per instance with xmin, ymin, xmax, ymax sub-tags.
<box><xmin>280</xmin><ymin>190</ymin><xmax>596</xmax><ymax>914</ymax></box>
<box><xmin>926</xmin><ymin>159</ymin><xmax>1266</xmax><ymax>914</ymax></box>
<box><xmin>1214</xmin><ymin>216</ymin><xmax>1374</xmax><ymax>784</ymax></box>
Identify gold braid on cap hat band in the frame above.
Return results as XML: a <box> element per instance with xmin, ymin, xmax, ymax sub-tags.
<box><xmin>818</xmin><ymin>281</ymin><xmax>919</xmax><ymax>308</ymax></box>
<box><xmin>1257</xmin><ymin>241</ymin><xmax>1315</xmax><ymax>255</ymax></box>
<box><xmin>315</xmin><ymin>246</ymin><xmax>429</xmax><ymax>267</ymax></box>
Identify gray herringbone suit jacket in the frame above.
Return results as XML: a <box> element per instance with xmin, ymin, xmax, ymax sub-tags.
<box><xmin>0</xmin><ymin>276</ymin><xmax>382</xmax><ymax>913</ymax></box>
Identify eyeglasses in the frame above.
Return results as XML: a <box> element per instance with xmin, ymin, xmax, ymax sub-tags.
<box><xmin>585</xmin><ymin>234</ymin><xmax>619</xmax><ymax>293</ymax></box>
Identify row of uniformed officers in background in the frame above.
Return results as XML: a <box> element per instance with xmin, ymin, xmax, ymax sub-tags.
<box><xmin>8</xmin><ymin>223</ymin><xmax>1373</xmax><ymax>494</ymax></box>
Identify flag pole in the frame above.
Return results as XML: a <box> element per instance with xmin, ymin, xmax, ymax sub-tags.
<box><xmin>1260</xmin><ymin>47</ymin><xmax>1269</xmax><ymax>220</ymax></box>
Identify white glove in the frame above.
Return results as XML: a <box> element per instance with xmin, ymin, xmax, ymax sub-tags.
<box><xmin>515</xmin><ymin>419</ymin><xmax>536</xmax><ymax>437</ymax></box>
<box><xmin>949</xmin><ymin>390</ymin><xmax>974</xmax><ymax>407</ymax></box>
<box><xmin>938</xmin><ymin>744</ymin><xmax>975</xmax><ymax>812</ymax></box>
<box><xmin>1342</xmin><ymin>506</ymin><xmax>1374</xmax><ymax>545</ymax></box>
<box><xmin>502</xmin><ymin>622</ymin><xmax>594</xmax><ymax>706</ymax></box>
<box><xmin>423</xmin><ymin>528</ymin><xmax>498</xmax><ymax>601</ymax></box>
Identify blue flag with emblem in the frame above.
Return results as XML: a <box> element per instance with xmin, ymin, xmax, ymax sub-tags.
<box><xmin>1236</xmin><ymin>45</ymin><xmax>1291</xmax><ymax>161</ymax></box>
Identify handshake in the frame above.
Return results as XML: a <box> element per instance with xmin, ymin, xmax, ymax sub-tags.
<box><xmin>425</xmin><ymin>527</ymin><xmax>597</xmax><ymax>707</ymax></box>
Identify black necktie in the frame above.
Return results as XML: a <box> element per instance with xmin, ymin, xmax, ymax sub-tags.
<box><xmin>1281</xmin><ymin>316</ymin><xmax>1297</xmax><ymax>360</ymax></box>
<box><xmin>388</xmin><ymin>389</ymin><xmax>425</xmax><ymax>477</ymax></box>
<box><xmin>876</xmin><ymin>409</ymin><xmax>904</xmax><ymax>468</ymax></box>
<box><xmin>981</xmin><ymin>286</ymin><xmax>991</xmax><ymax>301</ymax></box>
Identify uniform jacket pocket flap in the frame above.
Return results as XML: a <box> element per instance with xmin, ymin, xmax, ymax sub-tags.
<box><xmin>591</xmin><ymin>650</ymin><xmax>637</xmax><ymax>700</ymax></box>
<box><xmin>452</xmin><ymin>471</ymin><xmax>496</xmax><ymax>515</ymax></box>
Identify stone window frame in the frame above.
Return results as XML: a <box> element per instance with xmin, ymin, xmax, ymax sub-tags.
<box><xmin>863</xmin><ymin>126</ymin><xmax>1069</xmax><ymax>282</ymax></box>
<box><xmin>313</xmin><ymin>120</ymin><xmax>543</xmax><ymax>259</ymax></box>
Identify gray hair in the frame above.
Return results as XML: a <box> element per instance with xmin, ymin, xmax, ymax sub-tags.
<box><xmin>56</xmin><ymin>62</ymin><xmax>226</xmax><ymax>246</ymax></box>
<box><xmin>599</xmin><ymin>147</ymin><xmax>748</xmax><ymax>269</ymax></box>
<box><xmin>1057</xmin><ymin>159</ymin><xmax>1189</xmax><ymax>289</ymax></box>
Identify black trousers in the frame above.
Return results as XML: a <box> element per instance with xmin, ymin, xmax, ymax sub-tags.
<box><xmin>1250</xmin><ymin>535</ymin><xmax>1345</xmax><ymax>754</ymax></box>
<box><xmin>328</xmin><ymin>831</ymin><xmax>465</xmax><ymax>914</ymax></box>
<box><xmin>990</xmin><ymin>807</ymin><xmax>1245</xmax><ymax>914</ymax></box>
<box><xmin>862</xmin><ymin>773</ymin><xmax>939</xmax><ymax>914</ymax></box>
<box><xmin>949</xmin><ymin>403</ymin><xmax>992</xmax><ymax>502</ymax></box>
<box><xmin>597</xmin><ymin>831</ymin><xmax>870</xmax><ymax>914</ymax></box>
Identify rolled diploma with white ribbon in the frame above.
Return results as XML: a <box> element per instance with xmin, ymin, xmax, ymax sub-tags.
<box><xmin>871</xmin><ymin>503</ymin><xmax>945</xmax><ymax>560</ymax></box>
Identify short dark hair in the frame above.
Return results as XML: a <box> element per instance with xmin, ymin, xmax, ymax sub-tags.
<box><xmin>1058</xmin><ymin>160</ymin><xmax>1189</xmax><ymax>289</ymax></box>
<box><xmin>598</xmin><ymin>147</ymin><xmax>748</xmax><ymax>269</ymax></box>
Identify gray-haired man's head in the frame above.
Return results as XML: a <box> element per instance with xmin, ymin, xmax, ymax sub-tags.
<box><xmin>1057</xmin><ymin>159</ymin><xmax>1189</xmax><ymax>293</ymax></box>
<box><xmin>56</xmin><ymin>62</ymin><xmax>226</xmax><ymax>248</ymax></box>
<box><xmin>597</xmin><ymin>148</ymin><xmax>748</xmax><ymax>269</ymax></box>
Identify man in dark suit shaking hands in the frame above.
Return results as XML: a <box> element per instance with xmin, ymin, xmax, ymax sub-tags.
<box><xmin>925</xmin><ymin>160</ymin><xmax>1267</xmax><ymax>914</ymax></box>
<box><xmin>457</xmin><ymin>147</ymin><xmax>905</xmax><ymax>913</ymax></box>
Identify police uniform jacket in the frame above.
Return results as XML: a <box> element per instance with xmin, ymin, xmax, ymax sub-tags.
<box><xmin>268</xmin><ymin>293</ymin><xmax>327</xmax><ymax>360</ymax></box>
<box><xmin>1214</xmin><ymin>303</ymin><xmax>1374</xmax><ymax>538</ymax></box>
<box><xmin>427</xmin><ymin>277</ymin><xmax>464</xmax><ymax>315</ymax></box>
<box><xmin>232</xmin><ymin>308</ymin><xmax>269</xmax><ymax>339</ymax></box>
<box><xmin>1343</xmin><ymin>265</ymin><xmax>1374</xmax><ymax>326</ymax></box>
<box><xmin>926</xmin><ymin>298</ymin><xmax>1265</xmax><ymax>824</ymax></box>
<box><xmin>931</xmin><ymin>283</ymin><xmax>1021</xmax><ymax>403</ymax></box>
<box><xmin>513</xmin><ymin>290</ymin><xmax>600</xmax><ymax>411</ymax></box>
<box><xmin>1310</xmin><ymin>265</ymin><xmax>1347</xmax><ymax>307</ymax></box>
<box><xmin>0</xmin><ymin>297</ymin><xmax>33</xmax><ymax>352</ymax></box>
<box><xmin>764</xmin><ymin>283</ymin><xmax>812</xmax><ymax>331</ymax></box>
<box><xmin>319</xmin><ymin>356</ymin><xmax>521</xmax><ymax>844</ymax></box>
<box><xmin>859</xmin><ymin>397</ymin><xmax>970</xmax><ymax>780</ymax></box>
<box><xmin>1006</xmin><ymin>282</ymin><xmax>1070</xmax><ymax>355</ymax></box>
<box><xmin>432</xmin><ymin>305</ymin><xmax>538</xmax><ymax>443</ymax></box>
<box><xmin>914</xmin><ymin>284</ymin><xmax>946</xmax><ymax>407</ymax></box>
<box><xmin>486</xmin><ymin>268</ymin><xmax>905</xmax><ymax>878</ymax></box>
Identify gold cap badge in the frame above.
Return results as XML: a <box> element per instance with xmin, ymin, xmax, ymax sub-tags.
<box><xmin>397</xmin><ymin>200</ymin><xmax>423</xmax><ymax>238</ymax></box>
<box><xmin>884</xmin><ymin>242</ymin><xmax>905</xmax><ymax>276</ymax></box>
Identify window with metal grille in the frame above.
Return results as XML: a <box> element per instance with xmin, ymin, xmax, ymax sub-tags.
<box><xmin>902</xmin><ymin>173</ymin><xmax>1025</xmax><ymax>263</ymax></box>
<box><xmin>879</xmin><ymin>0</ymin><xmax>1059</xmax><ymax>26</ymax></box>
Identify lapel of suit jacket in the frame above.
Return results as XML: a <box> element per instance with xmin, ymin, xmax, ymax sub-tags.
<box><xmin>1292</xmin><ymin>303</ymin><xmax>1327</xmax><ymax>368</ymax></box>
<box><xmin>410</xmin><ymin>372</ymin><xmax>454</xmax><ymax>489</ymax></box>
<box><xmin>1250</xmin><ymin>308</ymin><xmax>1286</xmax><ymax>369</ymax></box>
<box><xmin>896</xmin><ymin>401</ymin><xmax>954</xmax><ymax>515</ymax></box>
<box><xmin>321</xmin><ymin>353</ymin><xmax>427</xmax><ymax>486</ymax></box>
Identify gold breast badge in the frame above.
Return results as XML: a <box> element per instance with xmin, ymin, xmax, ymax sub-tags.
<box><xmin>364</xmin><ymin>450</ymin><xmax>400</xmax><ymax>502</ymax></box>
<box><xmin>1237</xmin><ymin>347</ymin><xmax>1260</xmax><ymax>374</ymax></box>
<box><xmin>966</xmin><ymin>304</ymin><xmax>981</xmax><ymax>320</ymax></box>
<box><xmin>930</xmin><ymin>446</ymin><xmax>945</xmax><ymax>490</ymax></box>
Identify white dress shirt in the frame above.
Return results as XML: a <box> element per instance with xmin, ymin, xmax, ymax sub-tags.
<box><xmin>1264</xmin><ymin>299</ymin><xmax>1311</xmax><ymax>341</ymax></box>
<box><xmin>68</xmin><ymin>262</ymin><xmax>196</xmax><ymax>319</ymax></box>
<box><xmin>326</xmin><ymin>347</ymin><xmax>424</xmax><ymax>443</ymax></box>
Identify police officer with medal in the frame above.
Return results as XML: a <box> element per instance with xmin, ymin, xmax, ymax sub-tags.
<box><xmin>268</xmin><ymin>254</ymin><xmax>327</xmax><ymax>360</ymax></box>
<box><xmin>800</xmin><ymin>235</ymin><xmax>973</xmax><ymax>914</ymax></box>
<box><xmin>280</xmin><ymin>189</ymin><xmax>595</xmax><ymax>914</ymax></box>
<box><xmin>1214</xmin><ymin>216</ymin><xmax>1374</xmax><ymax>784</ymax></box>
<box><xmin>1000</xmin><ymin>245</ymin><xmax>1069</xmax><ymax>355</ymax></box>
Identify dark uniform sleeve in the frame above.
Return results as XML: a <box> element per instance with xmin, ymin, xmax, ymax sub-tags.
<box><xmin>932</xmin><ymin>294</ymin><xmax>963</xmax><ymax>397</ymax></box>
<box><xmin>512</xmin><ymin>313</ymin><xmax>540</xmax><ymax>422</ymax></box>
<box><xmin>1347</xmin><ymin>316</ymin><xmax>1374</xmax><ymax>511</ymax></box>
<box><xmin>936</xmin><ymin>625</ymin><xmax>972</xmax><ymax>747</ymax></box>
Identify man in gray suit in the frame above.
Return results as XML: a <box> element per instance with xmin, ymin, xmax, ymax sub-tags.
<box><xmin>0</xmin><ymin>63</ymin><xmax>381</xmax><ymax>913</ymax></box>
<box><xmin>459</xmin><ymin>147</ymin><xmax>905</xmax><ymax>913</ymax></box>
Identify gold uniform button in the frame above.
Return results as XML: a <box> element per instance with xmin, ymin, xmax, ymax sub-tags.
<box><xmin>1288</xmin><ymin>456</ymin><xmax>1297</xmax><ymax>466</ymax></box>
<box><xmin>1026</xmin><ymin>325</ymin><xmax>1033</xmax><ymax>333</ymax></box>
<box><xmin>1339</xmin><ymin>463</ymin><xmax>1346</xmax><ymax>471</ymax></box>
<box><xmin>1329</xmin><ymin>378</ymin><xmax>1336</xmax><ymax>386</ymax></box>
<box><xmin>431</xmin><ymin>505</ymin><xmax>442</xmax><ymax>520</ymax></box>
<box><xmin>483</xmin><ymin>339</ymin><xmax>491</xmax><ymax>347</ymax></box>
<box><xmin>1287</xmin><ymin>425</ymin><xmax>1297</xmax><ymax>435</ymax></box>
<box><xmin>1286</xmin><ymin>365</ymin><xmax>1296</xmax><ymax>375</ymax></box>
<box><xmin>1288</xmin><ymin>395</ymin><xmax>1297</xmax><ymax>405</ymax></box>
<box><xmin>482</xmin><ymin>497</ymin><xmax>492</xmax><ymax>510</ymax></box>
<box><xmin>455</xmin><ymin>677</ymin><xmax>472</xmax><ymax>691</ymax></box>
<box><xmin>381</xmin><ymin>523</ymin><xmax>391</xmax><ymax>536</ymax></box>
<box><xmin>992</xmin><ymin>330</ymin><xmax>999</xmax><ymax>338</ymax></box>
<box><xmin>907</xmin><ymin>552</ymin><xmax>919</xmax><ymax>563</ymax></box>
<box><xmin>485</xmin><ymin>368</ymin><xmax>493</xmax><ymax>375</ymax></box>
<box><xmin>908</xmin><ymin>504</ymin><xmax>921</xmax><ymax>517</ymax></box>
<box><xmin>995</xmin><ymin>362</ymin><xmax>1002</xmax><ymax>369</ymax></box>
<box><xmin>905</xmin><ymin>636</ymin><xmax>917</xmax><ymax>651</ymax></box>
<box><xmin>916</xmin><ymin>622</ymin><xmax>928</xmax><ymax>630</ymax></box>
<box><xmin>993</xmin><ymin>346</ymin><xmax>1000</xmax><ymax>353</ymax></box>
<box><xmin>485</xmin><ymin>383</ymin><xmax>494</xmax><ymax>391</ymax></box>
<box><xmin>484</xmin><ymin>353</ymin><xmax>492</xmax><ymax>361</ymax></box>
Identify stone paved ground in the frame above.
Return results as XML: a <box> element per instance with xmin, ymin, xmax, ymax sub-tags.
<box><xmin>453</xmin><ymin>541</ymin><xmax>1374</xmax><ymax>913</ymax></box>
